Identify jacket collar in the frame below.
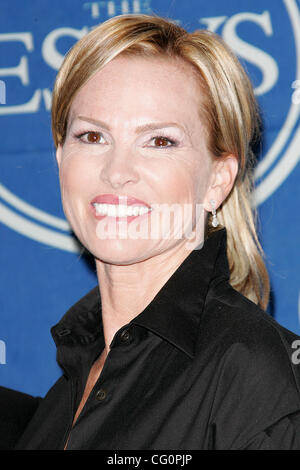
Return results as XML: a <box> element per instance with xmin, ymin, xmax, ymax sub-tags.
<box><xmin>52</xmin><ymin>228</ymin><xmax>229</xmax><ymax>359</ymax></box>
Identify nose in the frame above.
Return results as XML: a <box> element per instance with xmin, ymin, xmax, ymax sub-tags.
<box><xmin>99</xmin><ymin>148</ymin><xmax>140</xmax><ymax>189</ymax></box>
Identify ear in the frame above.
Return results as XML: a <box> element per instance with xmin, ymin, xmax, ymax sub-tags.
<box><xmin>203</xmin><ymin>154</ymin><xmax>239</xmax><ymax>211</ymax></box>
<box><xmin>56</xmin><ymin>144</ymin><xmax>62</xmax><ymax>167</ymax></box>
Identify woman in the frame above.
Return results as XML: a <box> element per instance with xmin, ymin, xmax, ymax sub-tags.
<box><xmin>16</xmin><ymin>14</ymin><xmax>300</xmax><ymax>450</ymax></box>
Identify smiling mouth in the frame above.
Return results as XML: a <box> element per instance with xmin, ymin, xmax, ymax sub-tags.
<box><xmin>91</xmin><ymin>194</ymin><xmax>152</xmax><ymax>220</ymax></box>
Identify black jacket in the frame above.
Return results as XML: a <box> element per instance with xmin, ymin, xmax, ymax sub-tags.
<box><xmin>15</xmin><ymin>228</ymin><xmax>300</xmax><ymax>449</ymax></box>
<box><xmin>0</xmin><ymin>386</ymin><xmax>41</xmax><ymax>449</ymax></box>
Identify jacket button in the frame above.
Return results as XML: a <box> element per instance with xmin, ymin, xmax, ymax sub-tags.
<box><xmin>120</xmin><ymin>329</ymin><xmax>131</xmax><ymax>343</ymax></box>
<box><xmin>95</xmin><ymin>389</ymin><xmax>107</xmax><ymax>401</ymax></box>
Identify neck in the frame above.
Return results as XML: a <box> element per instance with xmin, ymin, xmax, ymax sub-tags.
<box><xmin>95</xmin><ymin>240</ymin><xmax>199</xmax><ymax>353</ymax></box>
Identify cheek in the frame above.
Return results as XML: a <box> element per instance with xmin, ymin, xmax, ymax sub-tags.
<box><xmin>189</xmin><ymin>153</ymin><xmax>213</xmax><ymax>202</ymax></box>
<box><xmin>157</xmin><ymin>155</ymin><xmax>210</xmax><ymax>204</ymax></box>
<box><xmin>59</xmin><ymin>153</ymin><xmax>95</xmax><ymax>198</ymax></box>
<box><xmin>58</xmin><ymin>155</ymin><xmax>99</xmax><ymax>229</ymax></box>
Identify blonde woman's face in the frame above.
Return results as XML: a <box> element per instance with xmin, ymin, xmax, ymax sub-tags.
<box><xmin>56</xmin><ymin>55</ymin><xmax>215</xmax><ymax>264</ymax></box>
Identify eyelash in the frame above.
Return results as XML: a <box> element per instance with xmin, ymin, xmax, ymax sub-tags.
<box><xmin>150</xmin><ymin>135</ymin><xmax>178</xmax><ymax>148</ymax></box>
<box><xmin>74</xmin><ymin>131</ymin><xmax>105</xmax><ymax>144</ymax></box>
<box><xmin>73</xmin><ymin>131</ymin><xmax>179</xmax><ymax>148</ymax></box>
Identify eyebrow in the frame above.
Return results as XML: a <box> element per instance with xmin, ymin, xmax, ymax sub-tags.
<box><xmin>75</xmin><ymin>115</ymin><xmax>189</xmax><ymax>136</ymax></box>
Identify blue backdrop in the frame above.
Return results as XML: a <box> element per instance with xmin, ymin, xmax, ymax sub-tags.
<box><xmin>0</xmin><ymin>0</ymin><xmax>299</xmax><ymax>397</ymax></box>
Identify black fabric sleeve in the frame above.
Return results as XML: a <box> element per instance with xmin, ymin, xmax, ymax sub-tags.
<box><xmin>0</xmin><ymin>386</ymin><xmax>41</xmax><ymax>449</ymax></box>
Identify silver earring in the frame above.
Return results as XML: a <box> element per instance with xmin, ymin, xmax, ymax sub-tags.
<box><xmin>210</xmin><ymin>199</ymin><xmax>219</xmax><ymax>227</ymax></box>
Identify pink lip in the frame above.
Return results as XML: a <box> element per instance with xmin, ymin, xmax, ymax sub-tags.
<box><xmin>90</xmin><ymin>193</ymin><xmax>152</xmax><ymax>222</ymax></box>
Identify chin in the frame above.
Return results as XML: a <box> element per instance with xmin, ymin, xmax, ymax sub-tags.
<box><xmin>88</xmin><ymin>237</ymin><xmax>155</xmax><ymax>266</ymax></box>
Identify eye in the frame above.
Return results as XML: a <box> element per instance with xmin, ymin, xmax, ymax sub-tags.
<box><xmin>149</xmin><ymin>136</ymin><xmax>178</xmax><ymax>148</ymax></box>
<box><xmin>75</xmin><ymin>131</ymin><xmax>105</xmax><ymax>144</ymax></box>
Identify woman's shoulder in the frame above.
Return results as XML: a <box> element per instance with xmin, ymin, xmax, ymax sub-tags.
<box><xmin>199</xmin><ymin>283</ymin><xmax>300</xmax><ymax>448</ymax></box>
<box><xmin>202</xmin><ymin>281</ymin><xmax>300</xmax><ymax>390</ymax></box>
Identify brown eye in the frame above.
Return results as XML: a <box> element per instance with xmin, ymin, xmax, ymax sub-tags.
<box><xmin>154</xmin><ymin>137</ymin><xmax>170</xmax><ymax>147</ymax></box>
<box><xmin>87</xmin><ymin>131</ymin><xmax>101</xmax><ymax>143</ymax></box>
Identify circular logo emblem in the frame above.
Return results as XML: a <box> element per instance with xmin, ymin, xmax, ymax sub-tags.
<box><xmin>252</xmin><ymin>0</ymin><xmax>300</xmax><ymax>205</ymax></box>
<box><xmin>0</xmin><ymin>0</ymin><xmax>299</xmax><ymax>252</ymax></box>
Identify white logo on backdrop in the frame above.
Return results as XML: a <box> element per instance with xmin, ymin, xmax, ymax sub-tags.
<box><xmin>0</xmin><ymin>0</ymin><xmax>299</xmax><ymax>252</ymax></box>
<box><xmin>200</xmin><ymin>0</ymin><xmax>300</xmax><ymax>207</ymax></box>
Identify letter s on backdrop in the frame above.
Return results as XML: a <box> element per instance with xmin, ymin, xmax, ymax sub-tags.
<box><xmin>222</xmin><ymin>11</ymin><xmax>279</xmax><ymax>95</ymax></box>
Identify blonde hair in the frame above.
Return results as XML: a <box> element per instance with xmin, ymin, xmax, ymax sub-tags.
<box><xmin>51</xmin><ymin>14</ymin><xmax>270</xmax><ymax>310</ymax></box>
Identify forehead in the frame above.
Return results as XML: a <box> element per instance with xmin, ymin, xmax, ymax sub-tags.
<box><xmin>69</xmin><ymin>54</ymin><xmax>204</xmax><ymax>126</ymax></box>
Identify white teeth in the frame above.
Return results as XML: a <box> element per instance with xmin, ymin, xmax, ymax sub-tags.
<box><xmin>93</xmin><ymin>203</ymin><xmax>151</xmax><ymax>217</ymax></box>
